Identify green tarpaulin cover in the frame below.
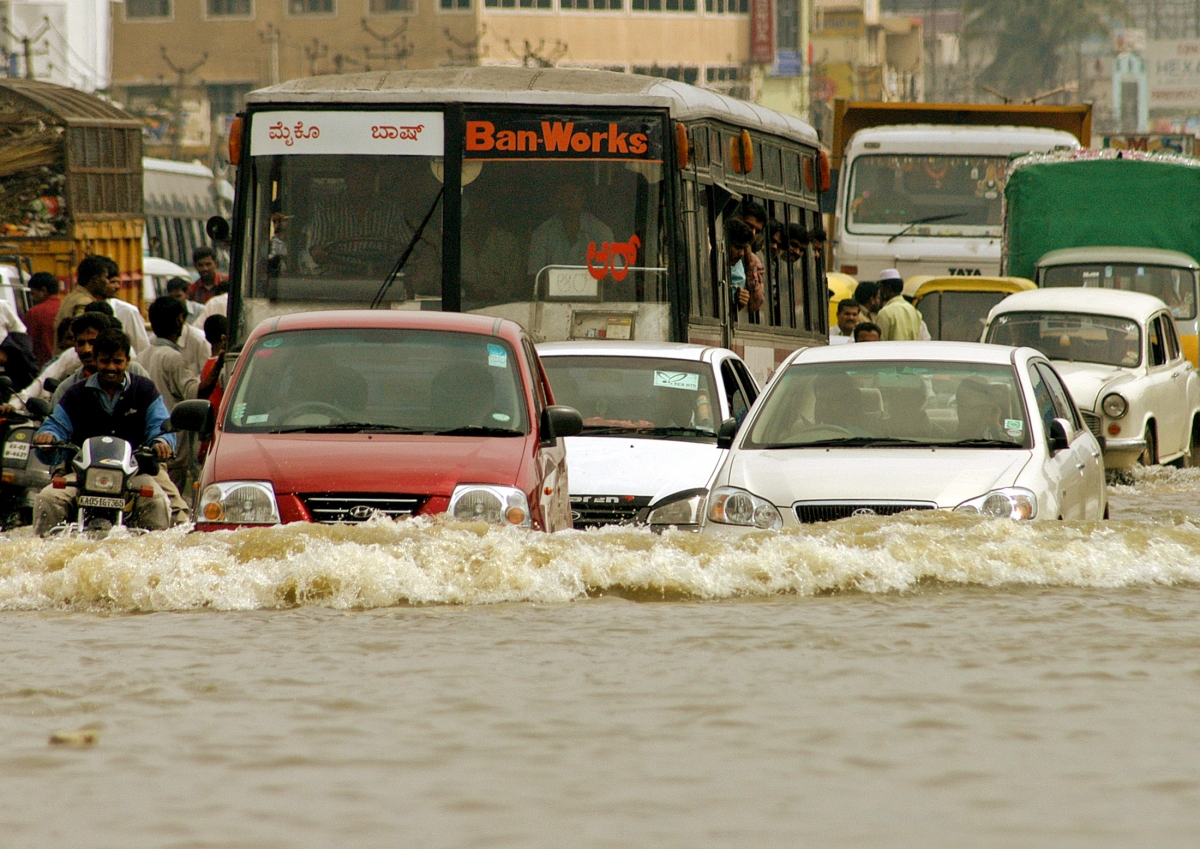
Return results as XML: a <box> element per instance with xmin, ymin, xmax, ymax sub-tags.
<box><xmin>1003</xmin><ymin>156</ymin><xmax>1200</xmax><ymax>279</ymax></box>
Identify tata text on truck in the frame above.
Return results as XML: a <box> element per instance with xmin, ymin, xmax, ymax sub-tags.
<box><xmin>830</xmin><ymin>101</ymin><xmax>1090</xmax><ymax>282</ymax></box>
<box><xmin>221</xmin><ymin>67</ymin><xmax>831</xmax><ymax>388</ymax></box>
<box><xmin>1002</xmin><ymin>148</ymin><xmax>1200</xmax><ymax>367</ymax></box>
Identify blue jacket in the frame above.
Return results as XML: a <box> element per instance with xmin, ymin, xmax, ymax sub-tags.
<box><xmin>37</xmin><ymin>373</ymin><xmax>175</xmax><ymax>462</ymax></box>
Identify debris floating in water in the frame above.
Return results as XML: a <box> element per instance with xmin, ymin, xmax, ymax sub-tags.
<box><xmin>48</xmin><ymin>725</ymin><xmax>100</xmax><ymax>747</ymax></box>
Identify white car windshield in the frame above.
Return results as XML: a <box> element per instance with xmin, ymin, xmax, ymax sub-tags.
<box><xmin>540</xmin><ymin>355</ymin><xmax>718</xmax><ymax>439</ymax></box>
<box><xmin>226</xmin><ymin>328</ymin><xmax>528</xmax><ymax>435</ymax></box>
<box><xmin>744</xmin><ymin>361</ymin><xmax>1031</xmax><ymax>449</ymax></box>
<box><xmin>985</xmin><ymin>311</ymin><xmax>1142</xmax><ymax>368</ymax></box>
<box><xmin>1040</xmin><ymin>263</ymin><xmax>1197</xmax><ymax>320</ymax></box>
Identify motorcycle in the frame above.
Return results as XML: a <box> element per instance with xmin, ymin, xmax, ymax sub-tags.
<box><xmin>0</xmin><ymin>377</ymin><xmax>53</xmax><ymax>530</ymax></box>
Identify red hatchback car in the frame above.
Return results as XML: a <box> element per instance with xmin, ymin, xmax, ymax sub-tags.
<box><xmin>193</xmin><ymin>310</ymin><xmax>582</xmax><ymax>531</ymax></box>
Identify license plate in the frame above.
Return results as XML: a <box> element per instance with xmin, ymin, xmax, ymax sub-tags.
<box><xmin>78</xmin><ymin>495</ymin><xmax>126</xmax><ymax>509</ymax></box>
<box><xmin>3</xmin><ymin>441</ymin><xmax>30</xmax><ymax>461</ymax></box>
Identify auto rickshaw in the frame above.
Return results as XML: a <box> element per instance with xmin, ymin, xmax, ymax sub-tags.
<box><xmin>912</xmin><ymin>276</ymin><xmax>1036</xmax><ymax>342</ymax></box>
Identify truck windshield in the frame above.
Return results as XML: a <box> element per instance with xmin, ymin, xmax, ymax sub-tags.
<box><xmin>1040</xmin><ymin>263</ymin><xmax>1198</xmax><ymax>319</ymax></box>
<box><xmin>225</xmin><ymin>328</ymin><xmax>529</xmax><ymax>435</ymax></box>
<box><xmin>985</xmin><ymin>312</ymin><xmax>1142</xmax><ymax>368</ymax></box>
<box><xmin>846</xmin><ymin>155</ymin><xmax>1010</xmax><ymax>238</ymax></box>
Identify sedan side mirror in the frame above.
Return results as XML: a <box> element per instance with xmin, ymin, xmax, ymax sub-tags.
<box><xmin>171</xmin><ymin>399</ymin><xmax>215</xmax><ymax>435</ymax></box>
<box><xmin>1048</xmin><ymin>417</ymin><xmax>1072</xmax><ymax>455</ymax></box>
<box><xmin>716</xmin><ymin>417</ymin><xmax>739</xmax><ymax>450</ymax></box>
<box><xmin>541</xmin><ymin>405</ymin><xmax>583</xmax><ymax>442</ymax></box>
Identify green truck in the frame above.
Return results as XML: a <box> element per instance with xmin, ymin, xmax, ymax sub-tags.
<box><xmin>1002</xmin><ymin>149</ymin><xmax>1200</xmax><ymax>366</ymax></box>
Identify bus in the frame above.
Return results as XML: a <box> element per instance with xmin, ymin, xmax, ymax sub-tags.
<box><xmin>143</xmin><ymin>157</ymin><xmax>234</xmax><ymax>269</ymax></box>
<box><xmin>222</xmin><ymin>67</ymin><xmax>830</xmax><ymax>385</ymax></box>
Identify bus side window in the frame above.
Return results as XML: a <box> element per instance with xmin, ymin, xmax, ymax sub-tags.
<box><xmin>683</xmin><ymin>179</ymin><xmax>717</xmax><ymax>318</ymax></box>
<box><xmin>805</xmin><ymin>209</ymin><xmax>827</xmax><ymax>334</ymax></box>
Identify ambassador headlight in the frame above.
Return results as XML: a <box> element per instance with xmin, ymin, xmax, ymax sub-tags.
<box><xmin>198</xmin><ymin>481</ymin><xmax>281</xmax><ymax>525</ymax></box>
<box><xmin>449</xmin><ymin>485</ymin><xmax>531</xmax><ymax>527</ymax></box>
<box><xmin>84</xmin><ymin>468</ymin><xmax>124</xmax><ymax>494</ymax></box>
<box><xmin>1101</xmin><ymin>393</ymin><xmax>1128</xmax><ymax>419</ymax></box>
<box><xmin>707</xmin><ymin>486</ymin><xmax>782</xmax><ymax>530</ymax></box>
<box><xmin>646</xmin><ymin>491</ymin><xmax>706</xmax><ymax>528</ymax></box>
<box><xmin>955</xmin><ymin>487</ymin><xmax>1037</xmax><ymax>520</ymax></box>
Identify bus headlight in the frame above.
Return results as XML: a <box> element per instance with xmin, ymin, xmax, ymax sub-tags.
<box><xmin>1101</xmin><ymin>393</ymin><xmax>1128</xmax><ymax>419</ymax></box>
<box><xmin>449</xmin><ymin>485</ymin><xmax>531</xmax><ymax>527</ymax></box>
<box><xmin>198</xmin><ymin>481</ymin><xmax>281</xmax><ymax>525</ymax></box>
<box><xmin>955</xmin><ymin>488</ymin><xmax>1037</xmax><ymax>520</ymax></box>
<box><xmin>707</xmin><ymin>486</ymin><xmax>782</xmax><ymax>530</ymax></box>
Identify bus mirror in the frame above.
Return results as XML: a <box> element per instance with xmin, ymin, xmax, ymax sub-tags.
<box><xmin>819</xmin><ymin>149</ymin><xmax>831</xmax><ymax>193</ymax></box>
<box><xmin>228</xmin><ymin>116</ymin><xmax>243</xmax><ymax>166</ymax></box>
<box><xmin>675</xmin><ymin>122</ymin><xmax>689</xmax><ymax>170</ymax></box>
<box><xmin>206</xmin><ymin>215</ymin><xmax>231</xmax><ymax>243</ymax></box>
<box><xmin>729</xmin><ymin>129</ymin><xmax>754</xmax><ymax>174</ymax></box>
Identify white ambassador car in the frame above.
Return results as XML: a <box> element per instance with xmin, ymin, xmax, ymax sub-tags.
<box><xmin>984</xmin><ymin>288</ymin><xmax>1200</xmax><ymax>470</ymax></box>
<box><xmin>701</xmin><ymin>341</ymin><xmax>1107</xmax><ymax>532</ymax></box>
<box><xmin>538</xmin><ymin>341</ymin><xmax>759</xmax><ymax>530</ymax></box>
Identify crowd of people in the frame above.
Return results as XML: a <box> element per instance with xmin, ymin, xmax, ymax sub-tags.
<box><xmin>828</xmin><ymin>267</ymin><xmax>927</xmax><ymax>345</ymax></box>
<box><xmin>0</xmin><ymin>247</ymin><xmax>230</xmax><ymax>534</ymax></box>
<box><xmin>723</xmin><ymin>199</ymin><xmax>825</xmax><ymax>326</ymax></box>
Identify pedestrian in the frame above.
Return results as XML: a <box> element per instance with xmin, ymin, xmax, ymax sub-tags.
<box><xmin>167</xmin><ymin>276</ymin><xmax>205</xmax><ymax>325</ymax></box>
<box><xmin>854</xmin><ymin>280</ymin><xmax>883</xmax><ymax>324</ymax></box>
<box><xmin>23</xmin><ymin>272</ymin><xmax>62</xmax><ymax>365</ymax></box>
<box><xmin>100</xmin><ymin>258</ymin><xmax>152</xmax><ymax>356</ymax></box>
<box><xmin>853</xmin><ymin>322</ymin><xmax>882</xmax><ymax>343</ymax></box>
<box><xmin>53</xmin><ymin>256</ymin><xmax>110</xmax><ymax>331</ymax></box>
<box><xmin>874</xmin><ymin>269</ymin><xmax>922</xmax><ymax>341</ymax></box>
<box><xmin>830</xmin><ymin>299</ymin><xmax>860</xmax><ymax>337</ymax></box>
<box><xmin>189</xmin><ymin>246</ymin><xmax>228</xmax><ymax>304</ymax></box>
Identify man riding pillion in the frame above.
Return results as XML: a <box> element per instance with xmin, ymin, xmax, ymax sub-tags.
<box><xmin>32</xmin><ymin>329</ymin><xmax>175</xmax><ymax>536</ymax></box>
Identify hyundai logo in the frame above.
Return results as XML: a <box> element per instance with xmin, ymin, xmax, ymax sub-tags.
<box><xmin>348</xmin><ymin>505</ymin><xmax>376</xmax><ymax>520</ymax></box>
<box><xmin>851</xmin><ymin>507</ymin><xmax>877</xmax><ymax>517</ymax></box>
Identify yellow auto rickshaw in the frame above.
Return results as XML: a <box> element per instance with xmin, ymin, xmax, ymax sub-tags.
<box><xmin>912</xmin><ymin>276</ymin><xmax>1036</xmax><ymax>342</ymax></box>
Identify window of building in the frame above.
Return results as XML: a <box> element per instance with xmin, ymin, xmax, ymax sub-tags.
<box><xmin>208</xmin><ymin>0</ymin><xmax>252</xmax><ymax>15</ymax></box>
<box><xmin>706</xmin><ymin>66</ymin><xmax>750</xmax><ymax>100</ymax></box>
<box><xmin>440</xmin><ymin>0</ymin><xmax>470</xmax><ymax>8</ymax></box>
<box><xmin>632</xmin><ymin>0</ymin><xmax>696</xmax><ymax>10</ymax></box>
<box><xmin>372</xmin><ymin>0</ymin><xmax>413</xmax><ymax>10</ymax></box>
<box><xmin>562</xmin><ymin>0</ymin><xmax>622</xmax><ymax>9</ymax></box>
<box><xmin>290</xmin><ymin>0</ymin><xmax>334</xmax><ymax>14</ymax></box>
<box><xmin>704</xmin><ymin>0</ymin><xmax>746</xmax><ymax>12</ymax></box>
<box><xmin>776</xmin><ymin>0</ymin><xmax>798</xmax><ymax>49</ymax></box>
<box><xmin>126</xmin><ymin>0</ymin><xmax>171</xmax><ymax>18</ymax></box>
<box><xmin>483</xmin><ymin>0</ymin><xmax>551</xmax><ymax>9</ymax></box>
<box><xmin>208</xmin><ymin>83</ymin><xmax>255</xmax><ymax>118</ymax></box>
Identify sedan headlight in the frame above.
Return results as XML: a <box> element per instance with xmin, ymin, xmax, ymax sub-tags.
<box><xmin>1101</xmin><ymin>393</ymin><xmax>1128</xmax><ymax>419</ymax></box>
<box><xmin>955</xmin><ymin>487</ymin><xmax>1038</xmax><ymax>520</ymax></box>
<box><xmin>707</xmin><ymin>486</ymin><xmax>783</xmax><ymax>530</ymax></box>
<box><xmin>199</xmin><ymin>481</ymin><xmax>281</xmax><ymax>525</ymax></box>
<box><xmin>84</xmin><ymin>468</ymin><xmax>124</xmax><ymax>494</ymax></box>
<box><xmin>646</xmin><ymin>491</ymin><xmax>706</xmax><ymax>528</ymax></box>
<box><xmin>449</xmin><ymin>485</ymin><xmax>531</xmax><ymax>527</ymax></box>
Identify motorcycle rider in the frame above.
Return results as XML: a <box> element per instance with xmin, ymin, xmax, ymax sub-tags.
<box><xmin>32</xmin><ymin>328</ymin><xmax>174</xmax><ymax>536</ymax></box>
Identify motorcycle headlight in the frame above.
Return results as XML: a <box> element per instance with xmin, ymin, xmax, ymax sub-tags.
<box><xmin>955</xmin><ymin>487</ymin><xmax>1037</xmax><ymax>520</ymax></box>
<box><xmin>1101</xmin><ymin>393</ymin><xmax>1128</xmax><ymax>419</ymax></box>
<box><xmin>646</xmin><ymin>492</ymin><xmax>706</xmax><ymax>528</ymax></box>
<box><xmin>449</xmin><ymin>485</ymin><xmax>531</xmax><ymax>527</ymax></box>
<box><xmin>198</xmin><ymin>481</ymin><xmax>281</xmax><ymax>525</ymax></box>
<box><xmin>707</xmin><ymin>486</ymin><xmax>783</xmax><ymax>530</ymax></box>
<box><xmin>84</xmin><ymin>468</ymin><xmax>124</xmax><ymax>494</ymax></box>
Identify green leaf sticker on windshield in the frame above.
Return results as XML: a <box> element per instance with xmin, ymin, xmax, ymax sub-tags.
<box><xmin>653</xmin><ymin>370</ymin><xmax>700</xmax><ymax>391</ymax></box>
<box><xmin>487</xmin><ymin>344</ymin><xmax>507</xmax><ymax>368</ymax></box>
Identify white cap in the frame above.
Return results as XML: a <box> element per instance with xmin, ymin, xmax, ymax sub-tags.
<box><xmin>879</xmin><ymin>268</ymin><xmax>902</xmax><ymax>282</ymax></box>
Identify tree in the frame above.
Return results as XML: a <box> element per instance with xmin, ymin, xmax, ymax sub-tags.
<box><xmin>963</xmin><ymin>0</ymin><xmax>1129</xmax><ymax>100</ymax></box>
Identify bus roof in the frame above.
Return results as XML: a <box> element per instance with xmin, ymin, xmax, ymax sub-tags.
<box><xmin>247</xmin><ymin>67</ymin><xmax>821</xmax><ymax>148</ymax></box>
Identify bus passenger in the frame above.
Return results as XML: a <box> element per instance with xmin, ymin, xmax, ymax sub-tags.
<box><xmin>461</xmin><ymin>192</ymin><xmax>523</xmax><ymax>306</ymax></box>
<box><xmin>527</xmin><ymin>182</ymin><xmax>613</xmax><ymax>283</ymax></box>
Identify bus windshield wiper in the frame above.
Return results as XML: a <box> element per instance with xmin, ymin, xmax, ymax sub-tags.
<box><xmin>431</xmin><ymin>425</ymin><xmax>523</xmax><ymax>437</ymax></box>
<box><xmin>765</xmin><ymin>436</ymin><xmax>933</xmax><ymax>449</ymax></box>
<box><xmin>370</xmin><ymin>186</ymin><xmax>445</xmax><ymax>308</ymax></box>
<box><xmin>268</xmin><ymin>422</ymin><xmax>430</xmax><ymax>434</ymax></box>
<box><xmin>887</xmin><ymin>212</ymin><xmax>966</xmax><ymax>243</ymax></box>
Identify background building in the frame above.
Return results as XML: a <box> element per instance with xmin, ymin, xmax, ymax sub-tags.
<box><xmin>0</xmin><ymin>0</ymin><xmax>110</xmax><ymax>90</ymax></box>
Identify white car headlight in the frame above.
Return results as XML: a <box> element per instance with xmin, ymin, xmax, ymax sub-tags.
<box><xmin>955</xmin><ymin>487</ymin><xmax>1038</xmax><ymax>520</ymax></box>
<box><xmin>199</xmin><ymin>481</ymin><xmax>281</xmax><ymax>525</ymax></box>
<box><xmin>646</xmin><ymin>492</ymin><xmax>706</xmax><ymax>527</ymax></box>
<box><xmin>84</xmin><ymin>468</ymin><xmax>124</xmax><ymax>494</ymax></box>
<box><xmin>707</xmin><ymin>486</ymin><xmax>783</xmax><ymax>530</ymax></box>
<box><xmin>1101</xmin><ymin>393</ymin><xmax>1128</xmax><ymax>419</ymax></box>
<box><xmin>449</xmin><ymin>485</ymin><xmax>531</xmax><ymax>527</ymax></box>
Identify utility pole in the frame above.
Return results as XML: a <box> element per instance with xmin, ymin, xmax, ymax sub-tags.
<box><xmin>259</xmin><ymin>24</ymin><xmax>281</xmax><ymax>85</ymax></box>
<box><xmin>0</xmin><ymin>16</ymin><xmax>49</xmax><ymax>79</ymax></box>
<box><xmin>161</xmin><ymin>47</ymin><xmax>208</xmax><ymax>161</ymax></box>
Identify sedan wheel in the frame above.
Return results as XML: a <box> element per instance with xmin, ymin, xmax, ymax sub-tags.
<box><xmin>1138</xmin><ymin>424</ymin><xmax>1158</xmax><ymax>467</ymax></box>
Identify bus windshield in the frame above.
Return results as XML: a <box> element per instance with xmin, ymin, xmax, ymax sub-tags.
<box><xmin>1040</xmin><ymin>263</ymin><xmax>1198</xmax><ymax>320</ymax></box>
<box><xmin>242</xmin><ymin>109</ymin><xmax>670</xmax><ymax>318</ymax></box>
<box><xmin>846</xmin><ymin>154</ymin><xmax>1010</xmax><ymax>238</ymax></box>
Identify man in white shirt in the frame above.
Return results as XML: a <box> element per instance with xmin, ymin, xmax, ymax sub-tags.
<box><xmin>101</xmin><ymin>259</ymin><xmax>151</xmax><ymax>356</ymax></box>
<box><xmin>829</xmin><ymin>299</ymin><xmax>860</xmax><ymax>344</ymax></box>
<box><xmin>527</xmin><ymin>182</ymin><xmax>613</xmax><ymax>285</ymax></box>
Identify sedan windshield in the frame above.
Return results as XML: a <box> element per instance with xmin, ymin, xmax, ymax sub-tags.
<box><xmin>226</xmin><ymin>328</ymin><xmax>528</xmax><ymax>434</ymax></box>
<box><xmin>1041</xmin><ymin>263</ymin><xmax>1197</xmax><ymax>319</ymax></box>
<box><xmin>540</xmin><ymin>355</ymin><xmax>718</xmax><ymax>438</ymax></box>
<box><xmin>744</xmin><ymin>361</ymin><xmax>1030</xmax><ymax>449</ymax></box>
<box><xmin>985</xmin><ymin>311</ymin><xmax>1141</xmax><ymax>367</ymax></box>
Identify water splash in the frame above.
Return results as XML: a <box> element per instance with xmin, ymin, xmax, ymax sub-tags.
<box><xmin>1</xmin><ymin>506</ymin><xmax>1198</xmax><ymax>612</ymax></box>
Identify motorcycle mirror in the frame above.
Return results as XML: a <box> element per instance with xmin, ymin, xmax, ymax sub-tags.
<box><xmin>0</xmin><ymin>376</ymin><xmax>12</xmax><ymax>397</ymax></box>
<box><xmin>41</xmin><ymin>376</ymin><xmax>60</xmax><ymax>393</ymax></box>
<box><xmin>24</xmin><ymin>397</ymin><xmax>50</xmax><ymax>419</ymax></box>
<box><xmin>170</xmin><ymin>399</ymin><xmax>214</xmax><ymax>433</ymax></box>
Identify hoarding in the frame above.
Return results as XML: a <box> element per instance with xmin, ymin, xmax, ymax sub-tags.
<box><xmin>1147</xmin><ymin>39</ymin><xmax>1200</xmax><ymax>108</ymax></box>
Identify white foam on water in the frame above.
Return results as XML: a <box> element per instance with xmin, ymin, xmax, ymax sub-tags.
<box><xmin>1</xmin><ymin>506</ymin><xmax>1199</xmax><ymax>612</ymax></box>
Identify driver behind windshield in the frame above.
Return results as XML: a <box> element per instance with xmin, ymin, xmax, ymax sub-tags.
<box><xmin>31</xmin><ymin>328</ymin><xmax>175</xmax><ymax>536</ymax></box>
<box><xmin>955</xmin><ymin>377</ymin><xmax>1008</xmax><ymax>441</ymax></box>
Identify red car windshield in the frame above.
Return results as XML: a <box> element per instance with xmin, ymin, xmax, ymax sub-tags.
<box><xmin>225</xmin><ymin>328</ymin><xmax>529</xmax><ymax>435</ymax></box>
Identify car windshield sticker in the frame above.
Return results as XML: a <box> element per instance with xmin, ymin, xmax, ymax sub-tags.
<box><xmin>233</xmin><ymin>402</ymin><xmax>247</xmax><ymax>424</ymax></box>
<box><xmin>653</xmin><ymin>370</ymin><xmax>700</xmax><ymax>391</ymax></box>
<box><xmin>1005</xmin><ymin>419</ymin><xmax>1024</xmax><ymax>430</ymax></box>
<box><xmin>262</xmin><ymin>337</ymin><xmax>283</xmax><ymax>348</ymax></box>
<box><xmin>246</xmin><ymin>414</ymin><xmax>270</xmax><ymax>425</ymax></box>
<box><xmin>487</xmin><ymin>344</ymin><xmax>507</xmax><ymax>368</ymax></box>
<box><xmin>492</xmin><ymin>412</ymin><xmax>511</xmax><ymax>422</ymax></box>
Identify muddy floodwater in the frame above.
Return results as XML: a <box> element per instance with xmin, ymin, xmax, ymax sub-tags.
<box><xmin>3</xmin><ymin>467</ymin><xmax>1200</xmax><ymax>847</ymax></box>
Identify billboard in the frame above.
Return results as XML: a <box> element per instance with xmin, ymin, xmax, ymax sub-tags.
<box><xmin>1147</xmin><ymin>39</ymin><xmax>1200</xmax><ymax>108</ymax></box>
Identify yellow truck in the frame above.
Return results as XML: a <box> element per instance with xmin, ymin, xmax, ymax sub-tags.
<box><xmin>0</xmin><ymin>79</ymin><xmax>144</xmax><ymax>307</ymax></box>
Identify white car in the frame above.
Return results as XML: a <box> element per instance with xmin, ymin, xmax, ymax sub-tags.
<box><xmin>984</xmin><ymin>288</ymin><xmax>1200</xmax><ymax>469</ymax></box>
<box><xmin>537</xmin><ymin>341</ymin><xmax>760</xmax><ymax>530</ymax></box>
<box><xmin>701</xmin><ymin>341</ymin><xmax>1107</xmax><ymax>532</ymax></box>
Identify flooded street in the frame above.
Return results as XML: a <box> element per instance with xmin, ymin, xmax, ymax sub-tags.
<box><xmin>4</xmin><ymin>468</ymin><xmax>1200</xmax><ymax>847</ymax></box>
